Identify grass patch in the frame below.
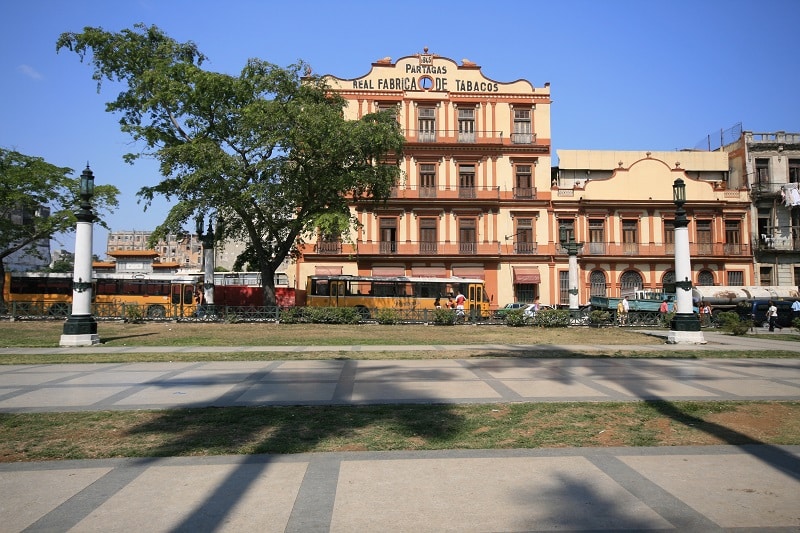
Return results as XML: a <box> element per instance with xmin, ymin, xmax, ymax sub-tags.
<box><xmin>2</xmin><ymin>401</ymin><xmax>798</xmax><ymax>462</ymax></box>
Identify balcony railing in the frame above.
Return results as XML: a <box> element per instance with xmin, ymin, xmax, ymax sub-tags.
<box><xmin>578</xmin><ymin>242</ymin><xmax>752</xmax><ymax>257</ymax></box>
<box><xmin>753</xmin><ymin>235</ymin><xmax>800</xmax><ymax>252</ymax></box>
<box><xmin>316</xmin><ymin>241</ymin><xmax>342</xmax><ymax>254</ymax></box>
<box><xmin>311</xmin><ymin>241</ymin><xmax>753</xmax><ymax>258</ymax></box>
<box><xmin>387</xmin><ymin>185</ymin><xmax>501</xmax><ymax>200</ymax></box>
<box><xmin>513</xmin><ymin>187</ymin><xmax>536</xmax><ymax>199</ymax></box>
<box><xmin>354</xmin><ymin>241</ymin><xmax>507</xmax><ymax>256</ymax></box>
<box><xmin>511</xmin><ymin>132</ymin><xmax>536</xmax><ymax>144</ymax></box>
<box><xmin>406</xmin><ymin>129</ymin><xmax>505</xmax><ymax>143</ymax></box>
<box><xmin>514</xmin><ymin>242</ymin><xmax>538</xmax><ymax>254</ymax></box>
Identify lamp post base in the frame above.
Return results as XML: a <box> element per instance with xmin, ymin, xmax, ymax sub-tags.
<box><xmin>668</xmin><ymin>313</ymin><xmax>706</xmax><ymax>344</ymax></box>
<box><xmin>60</xmin><ymin>315</ymin><xmax>100</xmax><ymax>347</ymax></box>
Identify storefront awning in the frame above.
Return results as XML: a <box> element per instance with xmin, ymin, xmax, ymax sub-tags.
<box><xmin>315</xmin><ymin>266</ymin><xmax>342</xmax><ymax>276</ymax></box>
<box><xmin>372</xmin><ymin>266</ymin><xmax>405</xmax><ymax>277</ymax></box>
<box><xmin>412</xmin><ymin>267</ymin><xmax>447</xmax><ymax>277</ymax></box>
<box><xmin>513</xmin><ymin>267</ymin><xmax>541</xmax><ymax>284</ymax></box>
<box><xmin>452</xmin><ymin>267</ymin><xmax>485</xmax><ymax>279</ymax></box>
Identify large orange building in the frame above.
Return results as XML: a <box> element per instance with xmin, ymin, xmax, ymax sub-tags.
<box><xmin>293</xmin><ymin>50</ymin><xmax>754</xmax><ymax>308</ymax></box>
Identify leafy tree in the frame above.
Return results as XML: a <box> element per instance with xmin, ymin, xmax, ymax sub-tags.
<box><xmin>0</xmin><ymin>148</ymin><xmax>119</xmax><ymax>310</ymax></box>
<box><xmin>57</xmin><ymin>24</ymin><xmax>404</xmax><ymax>306</ymax></box>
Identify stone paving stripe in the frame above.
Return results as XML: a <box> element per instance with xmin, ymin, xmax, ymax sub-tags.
<box><xmin>586</xmin><ymin>454</ymin><xmax>722</xmax><ymax>531</ymax></box>
<box><xmin>285</xmin><ymin>455</ymin><xmax>341</xmax><ymax>533</ymax></box>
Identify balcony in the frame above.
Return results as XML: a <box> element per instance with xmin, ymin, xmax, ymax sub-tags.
<box><xmin>578</xmin><ymin>242</ymin><xmax>752</xmax><ymax>257</ymax></box>
<box><xmin>514</xmin><ymin>242</ymin><xmax>538</xmax><ymax>254</ymax></box>
<box><xmin>753</xmin><ymin>235</ymin><xmax>800</xmax><ymax>253</ymax></box>
<box><xmin>511</xmin><ymin>132</ymin><xmax>537</xmax><ymax>144</ymax></box>
<box><xmin>354</xmin><ymin>241</ymin><xmax>505</xmax><ymax>256</ymax></box>
<box><xmin>513</xmin><ymin>187</ymin><xmax>536</xmax><ymax>200</ymax></box>
<box><xmin>316</xmin><ymin>241</ymin><xmax>342</xmax><ymax>254</ymax></box>
<box><xmin>387</xmin><ymin>184</ymin><xmax>501</xmax><ymax>200</ymax></box>
<box><xmin>406</xmin><ymin>129</ymin><xmax>505</xmax><ymax>144</ymax></box>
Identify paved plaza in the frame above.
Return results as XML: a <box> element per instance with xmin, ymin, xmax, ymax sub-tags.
<box><xmin>0</xmin><ymin>331</ymin><xmax>799</xmax><ymax>531</ymax></box>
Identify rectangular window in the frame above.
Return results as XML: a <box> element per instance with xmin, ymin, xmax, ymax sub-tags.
<box><xmin>458</xmin><ymin>108</ymin><xmax>475</xmax><ymax>143</ymax></box>
<box><xmin>514</xmin><ymin>165</ymin><xmax>534</xmax><ymax>199</ymax></box>
<box><xmin>727</xmin><ymin>271</ymin><xmax>744</xmax><ymax>286</ymax></box>
<box><xmin>759</xmin><ymin>266</ymin><xmax>772</xmax><ymax>286</ymax></box>
<box><xmin>588</xmin><ymin>219</ymin><xmax>605</xmax><ymax>254</ymax></box>
<box><xmin>622</xmin><ymin>220</ymin><xmax>638</xmax><ymax>255</ymax></box>
<box><xmin>664</xmin><ymin>219</ymin><xmax>675</xmax><ymax>254</ymax></box>
<box><xmin>419</xmin><ymin>218</ymin><xmax>437</xmax><ymax>254</ymax></box>
<box><xmin>790</xmin><ymin>159</ymin><xmax>800</xmax><ymax>184</ymax></box>
<box><xmin>419</xmin><ymin>164</ymin><xmax>437</xmax><ymax>198</ymax></box>
<box><xmin>755</xmin><ymin>158</ymin><xmax>770</xmax><ymax>185</ymax></box>
<box><xmin>559</xmin><ymin>220</ymin><xmax>574</xmax><ymax>245</ymax></box>
<box><xmin>559</xmin><ymin>270</ymin><xmax>569</xmax><ymax>305</ymax></box>
<box><xmin>696</xmin><ymin>220</ymin><xmax>712</xmax><ymax>255</ymax></box>
<box><xmin>512</xmin><ymin>109</ymin><xmax>532</xmax><ymax>144</ymax></box>
<box><xmin>724</xmin><ymin>220</ymin><xmax>742</xmax><ymax>255</ymax></box>
<box><xmin>379</xmin><ymin>218</ymin><xmax>397</xmax><ymax>254</ymax></box>
<box><xmin>459</xmin><ymin>165</ymin><xmax>476</xmax><ymax>198</ymax></box>
<box><xmin>458</xmin><ymin>218</ymin><xmax>476</xmax><ymax>255</ymax></box>
<box><xmin>418</xmin><ymin>107</ymin><xmax>436</xmax><ymax>142</ymax></box>
<box><xmin>515</xmin><ymin>218</ymin><xmax>535</xmax><ymax>254</ymax></box>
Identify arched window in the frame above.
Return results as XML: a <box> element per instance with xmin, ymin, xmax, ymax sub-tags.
<box><xmin>697</xmin><ymin>270</ymin><xmax>715</xmax><ymax>286</ymax></box>
<box><xmin>590</xmin><ymin>270</ymin><xmax>607</xmax><ymax>297</ymax></box>
<box><xmin>661</xmin><ymin>270</ymin><xmax>675</xmax><ymax>291</ymax></box>
<box><xmin>620</xmin><ymin>271</ymin><xmax>643</xmax><ymax>295</ymax></box>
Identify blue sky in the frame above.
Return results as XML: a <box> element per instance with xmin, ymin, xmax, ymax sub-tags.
<box><xmin>1</xmin><ymin>0</ymin><xmax>798</xmax><ymax>254</ymax></box>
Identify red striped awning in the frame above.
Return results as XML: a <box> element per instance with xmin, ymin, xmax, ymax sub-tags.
<box><xmin>412</xmin><ymin>267</ymin><xmax>448</xmax><ymax>277</ymax></box>
<box><xmin>452</xmin><ymin>267</ymin><xmax>485</xmax><ymax>279</ymax></box>
<box><xmin>315</xmin><ymin>266</ymin><xmax>343</xmax><ymax>275</ymax></box>
<box><xmin>372</xmin><ymin>266</ymin><xmax>405</xmax><ymax>277</ymax></box>
<box><xmin>513</xmin><ymin>267</ymin><xmax>541</xmax><ymax>284</ymax></box>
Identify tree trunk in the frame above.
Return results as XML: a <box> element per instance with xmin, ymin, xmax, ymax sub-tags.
<box><xmin>260</xmin><ymin>268</ymin><xmax>277</xmax><ymax>307</ymax></box>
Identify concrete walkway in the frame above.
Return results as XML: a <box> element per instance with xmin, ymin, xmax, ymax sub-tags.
<box><xmin>1</xmin><ymin>332</ymin><xmax>799</xmax><ymax>531</ymax></box>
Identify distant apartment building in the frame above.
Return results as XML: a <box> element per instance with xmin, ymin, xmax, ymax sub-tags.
<box><xmin>722</xmin><ymin>130</ymin><xmax>800</xmax><ymax>286</ymax></box>
<box><xmin>106</xmin><ymin>230</ymin><xmax>252</xmax><ymax>272</ymax></box>
<box><xmin>106</xmin><ymin>230</ymin><xmax>202</xmax><ymax>270</ymax></box>
<box><xmin>5</xmin><ymin>205</ymin><xmax>51</xmax><ymax>272</ymax></box>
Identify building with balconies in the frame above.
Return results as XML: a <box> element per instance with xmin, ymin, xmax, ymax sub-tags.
<box><xmin>295</xmin><ymin>50</ymin><xmax>552</xmax><ymax>307</ymax></box>
<box><xmin>724</xmin><ymin>130</ymin><xmax>800</xmax><ymax>286</ymax></box>
<box><xmin>293</xmin><ymin>51</ymin><xmax>756</xmax><ymax>308</ymax></box>
<box><xmin>554</xmin><ymin>150</ymin><xmax>753</xmax><ymax>303</ymax></box>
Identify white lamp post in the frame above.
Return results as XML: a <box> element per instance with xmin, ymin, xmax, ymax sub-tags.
<box><xmin>60</xmin><ymin>165</ymin><xmax>99</xmax><ymax>346</ymax></box>
<box><xmin>667</xmin><ymin>177</ymin><xmax>705</xmax><ymax>344</ymax></box>
<box><xmin>559</xmin><ymin>225</ymin><xmax>583</xmax><ymax>320</ymax></box>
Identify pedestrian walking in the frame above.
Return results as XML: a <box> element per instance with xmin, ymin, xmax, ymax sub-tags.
<box><xmin>767</xmin><ymin>300</ymin><xmax>782</xmax><ymax>332</ymax></box>
<box><xmin>792</xmin><ymin>299</ymin><xmax>800</xmax><ymax>322</ymax></box>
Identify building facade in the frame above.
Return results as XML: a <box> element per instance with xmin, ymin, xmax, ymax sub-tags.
<box><xmin>554</xmin><ymin>150</ymin><xmax>753</xmax><ymax>303</ymax></box>
<box><xmin>295</xmin><ymin>50</ymin><xmax>552</xmax><ymax>307</ymax></box>
<box><xmin>723</xmin><ymin>130</ymin><xmax>800</xmax><ymax>286</ymax></box>
<box><xmin>292</xmin><ymin>51</ymin><xmax>756</xmax><ymax>308</ymax></box>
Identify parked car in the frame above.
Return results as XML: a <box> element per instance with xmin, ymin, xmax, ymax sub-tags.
<box><xmin>493</xmin><ymin>302</ymin><xmax>527</xmax><ymax>318</ymax></box>
<box><xmin>523</xmin><ymin>303</ymin><xmax>555</xmax><ymax>318</ymax></box>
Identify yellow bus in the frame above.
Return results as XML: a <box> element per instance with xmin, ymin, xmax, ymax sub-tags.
<box><xmin>305</xmin><ymin>275</ymin><xmax>490</xmax><ymax>320</ymax></box>
<box><xmin>2</xmin><ymin>272</ymin><xmax>201</xmax><ymax>319</ymax></box>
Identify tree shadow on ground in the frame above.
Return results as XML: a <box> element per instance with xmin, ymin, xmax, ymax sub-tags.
<box><xmin>122</xmin><ymin>363</ymin><xmax>468</xmax><ymax>531</ymax></box>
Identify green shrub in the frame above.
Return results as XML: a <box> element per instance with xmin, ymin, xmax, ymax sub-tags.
<box><xmin>716</xmin><ymin>311</ymin><xmax>750</xmax><ymax>336</ymax></box>
<box><xmin>376</xmin><ymin>308</ymin><xmax>400</xmax><ymax>325</ymax></box>
<box><xmin>279</xmin><ymin>307</ymin><xmax>307</xmax><ymax>324</ymax></box>
<box><xmin>504</xmin><ymin>309</ymin><xmax>528</xmax><ymax>327</ymax></box>
<box><xmin>123</xmin><ymin>304</ymin><xmax>144</xmax><ymax>323</ymax></box>
<box><xmin>588</xmin><ymin>310</ymin><xmax>611</xmax><ymax>326</ymax></box>
<box><xmin>531</xmin><ymin>308</ymin><xmax>570</xmax><ymax>327</ymax></box>
<box><xmin>432</xmin><ymin>308</ymin><xmax>456</xmax><ymax>325</ymax></box>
